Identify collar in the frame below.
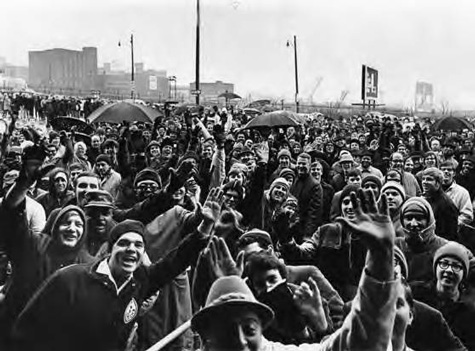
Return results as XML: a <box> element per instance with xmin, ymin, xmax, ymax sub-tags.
<box><xmin>96</xmin><ymin>258</ymin><xmax>133</xmax><ymax>295</ymax></box>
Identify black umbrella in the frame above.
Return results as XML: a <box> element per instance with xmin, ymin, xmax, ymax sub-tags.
<box><xmin>50</xmin><ymin>117</ymin><xmax>95</xmax><ymax>135</ymax></box>
<box><xmin>218</xmin><ymin>92</ymin><xmax>241</xmax><ymax>100</ymax></box>
<box><xmin>88</xmin><ymin>101</ymin><xmax>162</xmax><ymax>124</ymax></box>
<box><xmin>432</xmin><ymin>116</ymin><xmax>473</xmax><ymax>131</ymax></box>
<box><xmin>242</xmin><ymin>110</ymin><xmax>299</xmax><ymax>129</ymax></box>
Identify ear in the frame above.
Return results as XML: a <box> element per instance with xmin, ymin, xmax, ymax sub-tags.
<box><xmin>408</xmin><ymin>309</ymin><xmax>414</xmax><ymax>327</ymax></box>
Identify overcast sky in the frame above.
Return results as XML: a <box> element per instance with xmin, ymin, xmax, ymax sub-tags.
<box><xmin>1</xmin><ymin>0</ymin><xmax>475</xmax><ymax>109</ymax></box>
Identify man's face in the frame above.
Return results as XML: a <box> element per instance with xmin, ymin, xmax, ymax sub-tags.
<box><xmin>51</xmin><ymin>137</ymin><xmax>60</xmax><ymax>148</ymax></box>
<box><xmin>341</xmin><ymin>161</ymin><xmax>353</xmax><ymax>171</ymax></box>
<box><xmin>431</xmin><ymin>140</ymin><xmax>440</xmax><ymax>151</ymax></box>
<box><xmin>402</xmin><ymin>211</ymin><xmax>428</xmax><ymax>233</ymax></box>
<box><xmin>412</xmin><ymin>157</ymin><xmax>422</xmax><ymax>168</ymax></box>
<box><xmin>91</xmin><ymin>136</ymin><xmax>101</xmax><ymax>149</ymax></box>
<box><xmin>251</xmin><ymin>268</ymin><xmax>284</xmax><ymax>297</ymax></box>
<box><xmin>296</xmin><ymin>157</ymin><xmax>310</xmax><ymax>177</ymax></box>
<box><xmin>270</xmin><ymin>185</ymin><xmax>287</xmax><ymax>203</ymax></box>
<box><xmin>86</xmin><ymin>207</ymin><xmax>112</xmax><ymax>235</ymax></box>
<box><xmin>104</xmin><ymin>145</ymin><xmax>117</xmax><ymax>156</ymax></box>
<box><xmin>422</xmin><ymin>175</ymin><xmax>439</xmax><ymax>195</ymax></box>
<box><xmin>76</xmin><ymin>176</ymin><xmax>100</xmax><ymax>206</ymax></box>
<box><xmin>310</xmin><ymin>163</ymin><xmax>322</xmax><ymax>182</ymax></box>
<box><xmin>57</xmin><ymin>211</ymin><xmax>84</xmax><ymax>248</ymax></box>
<box><xmin>47</xmin><ymin>146</ymin><xmax>57</xmax><ymax>158</ymax></box>
<box><xmin>404</xmin><ymin>159</ymin><xmax>414</xmax><ymax>173</ymax></box>
<box><xmin>240</xmin><ymin>152</ymin><xmax>254</xmax><ymax>165</ymax></box>
<box><xmin>202</xmin><ymin>308</ymin><xmax>263</xmax><ymax>351</ymax></box>
<box><xmin>350</xmin><ymin>142</ymin><xmax>359</xmax><ymax>151</ymax></box>
<box><xmin>223</xmin><ymin>190</ymin><xmax>240</xmax><ymax>209</ymax></box>
<box><xmin>172</xmin><ymin>186</ymin><xmax>186</xmax><ymax>203</ymax></box>
<box><xmin>424</xmin><ymin>154</ymin><xmax>437</xmax><ymax>168</ymax></box>
<box><xmin>162</xmin><ymin>145</ymin><xmax>173</xmax><ymax>157</ymax></box>
<box><xmin>397</xmin><ymin>145</ymin><xmax>407</xmax><ymax>156</ymax></box>
<box><xmin>341</xmin><ymin>195</ymin><xmax>356</xmax><ymax>221</ymax></box>
<box><xmin>278</xmin><ymin>156</ymin><xmax>290</xmax><ymax>168</ymax></box>
<box><xmin>390</xmin><ymin>154</ymin><xmax>404</xmax><ymax>171</ymax></box>
<box><xmin>236</xmin><ymin>134</ymin><xmax>246</xmax><ymax>144</ymax></box>
<box><xmin>96</xmin><ymin>161</ymin><xmax>111</xmax><ymax>177</ymax></box>
<box><xmin>283</xmin><ymin>175</ymin><xmax>295</xmax><ymax>186</ymax></box>
<box><xmin>143</xmin><ymin>130</ymin><xmax>151</xmax><ymax>139</ymax></box>
<box><xmin>292</xmin><ymin>144</ymin><xmax>301</xmax><ymax>155</ymax></box>
<box><xmin>76</xmin><ymin>144</ymin><xmax>86</xmax><ymax>157</ymax></box>
<box><xmin>229</xmin><ymin>172</ymin><xmax>244</xmax><ymax>185</ymax></box>
<box><xmin>436</xmin><ymin>257</ymin><xmax>464</xmax><ymax>294</ymax></box>
<box><xmin>135</xmin><ymin>180</ymin><xmax>160</xmax><ymax>201</ymax></box>
<box><xmin>109</xmin><ymin>232</ymin><xmax>145</xmax><ymax>278</ymax></box>
<box><xmin>347</xmin><ymin>175</ymin><xmax>361</xmax><ymax>186</ymax></box>
<box><xmin>149</xmin><ymin>145</ymin><xmax>161</xmax><ymax>157</ymax></box>
<box><xmin>384</xmin><ymin>189</ymin><xmax>403</xmax><ymax>213</ymax></box>
<box><xmin>203</xmin><ymin>146</ymin><xmax>213</xmax><ymax>159</ymax></box>
<box><xmin>53</xmin><ymin>172</ymin><xmax>68</xmax><ymax>194</ymax></box>
<box><xmin>461</xmin><ymin>160</ymin><xmax>475</xmax><ymax>175</ymax></box>
<box><xmin>441</xmin><ymin>166</ymin><xmax>455</xmax><ymax>186</ymax></box>
<box><xmin>443</xmin><ymin>146</ymin><xmax>455</xmax><ymax>157</ymax></box>
<box><xmin>361</xmin><ymin>156</ymin><xmax>372</xmax><ymax>169</ymax></box>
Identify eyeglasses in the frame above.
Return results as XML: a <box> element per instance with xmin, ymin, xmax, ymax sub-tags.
<box><xmin>438</xmin><ymin>260</ymin><xmax>463</xmax><ymax>273</ymax></box>
<box><xmin>137</xmin><ymin>184</ymin><xmax>159</xmax><ymax>191</ymax></box>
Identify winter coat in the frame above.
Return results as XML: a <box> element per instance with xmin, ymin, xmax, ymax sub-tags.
<box><xmin>424</xmin><ymin>188</ymin><xmax>459</xmax><ymax>241</ymax></box>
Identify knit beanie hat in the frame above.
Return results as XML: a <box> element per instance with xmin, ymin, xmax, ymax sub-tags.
<box><xmin>279</xmin><ymin>168</ymin><xmax>295</xmax><ymax>180</ymax></box>
<box><xmin>339</xmin><ymin>184</ymin><xmax>361</xmax><ymax>208</ymax></box>
<box><xmin>269</xmin><ymin>178</ymin><xmax>290</xmax><ymax>193</ymax></box>
<box><xmin>134</xmin><ymin>168</ymin><xmax>162</xmax><ymax>188</ymax></box>
<box><xmin>381</xmin><ymin>181</ymin><xmax>406</xmax><ymax>200</ymax></box>
<box><xmin>239</xmin><ymin>229</ymin><xmax>273</xmax><ymax>247</ymax></box>
<box><xmin>277</xmin><ymin>149</ymin><xmax>292</xmax><ymax>160</ymax></box>
<box><xmin>178</xmin><ymin>150</ymin><xmax>199</xmax><ymax>167</ymax></box>
<box><xmin>109</xmin><ymin>219</ymin><xmax>146</xmax><ymax>247</ymax></box>
<box><xmin>433</xmin><ymin>241</ymin><xmax>471</xmax><ymax>279</ymax></box>
<box><xmin>222</xmin><ymin>180</ymin><xmax>244</xmax><ymax>201</ymax></box>
<box><xmin>394</xmin><ymin>245</ymin><xmax>409</xmax><ymax>279</ymax></box>
<box><xmin>362</xmin><ymin>175</ymin><xmax>382</xmax><ymax>190</ymax></box>
<box><xmin>96</xmin><ymin>154</ymin><xmax>112</xmax><ymax>165</ymax></box>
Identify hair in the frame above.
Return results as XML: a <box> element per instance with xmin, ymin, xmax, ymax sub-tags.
<box><xmin>385</xmin><ymin>168</ymin><xmax>402</xmax><ymax>184</ymax></box>
<box><xmin>76</xmin><ymin>171</ymin><xmax>100</xmax><ymax>182</ymax></box>
<box><xmin>346</xmin><ymin>168</ymin><xmax>362</xmax><ymax>179</ymax></box>
<box><xmin>244</xmin><ymin>251</ymin><xmax>287</xmax><ymax>282</ymax></box>
<box><xmin>400</xmin><ymin>277</ymin><xmax>415</xmax><ymax>310</ymax></box>
<box><xmin>237</xmin><ymin>235</ymin><xmax>273</xmax><ymax>252</ymax></box>
<box><xmin>297</xmin><ymin>152</ymin><xmax>311</xmax><ymax>162</ymax></box>
<box><xmin>74</xmin><ymin>141</ymin><xmax>87</xmax><ymax>152</ymax></box>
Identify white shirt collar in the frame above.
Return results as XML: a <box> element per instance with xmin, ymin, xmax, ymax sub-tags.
<box><xmin>96</xmin><ymin>259</ymin><xmax>133</xmax><ymax>295</ymax></box>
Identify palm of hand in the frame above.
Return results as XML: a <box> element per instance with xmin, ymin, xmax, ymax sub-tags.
<box><xmin>351</xmin><ymin>212</ymin><xmax>394</xmax><ymax>242</ymax></box>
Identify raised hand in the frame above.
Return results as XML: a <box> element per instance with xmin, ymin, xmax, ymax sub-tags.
<box><xmin>201</xmin><ymin>188</ymin><xmax>225</xmax><ymax>224</ymax></box>
<box><xmin>253</xmin><ymin>141</ymin><xmax>269</xmax><ymax>164</ymax></box>
<box><xmin>336</xmin><ymin>189</ymin><xmax>394</xmax><ymax>251</ymax></box>
<box><xmin>293</xmin><ymin>278</ymin><xmax>328</xmax><ymax>333</ymax></box>
<box><xmin>205</xmin><ymin>236</ymin><xmax>244</xmax><ymax>278</ymax></box>
<box><xmin>168</xmin><ymin>159</ymin><xmax>195</xmax><ymax>194</ymax></box>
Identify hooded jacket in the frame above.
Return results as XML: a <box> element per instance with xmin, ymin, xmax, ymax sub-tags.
<box><xmin>0</xmin><ymin>202</ymin><xmax>94</xmax><ymax>339</ymax></box>
<box><xmin>36</xmin><ymin>168</ymin><xmax>75</xmax><ymax>216</ymax></box>
<box><xmin>396</xmin><ymin>197</ymin><xmax>448</xmax><ymax>284</ymax></box>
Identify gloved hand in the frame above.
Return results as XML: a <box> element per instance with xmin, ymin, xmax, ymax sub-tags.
<box><xmin>273</xmin><ymin>209</ymin><xmax>294</xmax><ymax>244</ymax></box>
<box><xmin>168</xmin><ymin>159</ymin><xmax>195</xmax><ymax>194</ymax></box>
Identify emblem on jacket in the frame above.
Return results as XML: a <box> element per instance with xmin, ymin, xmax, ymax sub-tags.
<box><xmin>124</xmin><ymin>298</ymin><xmax>138</xmax><ymax>324</ymax></box>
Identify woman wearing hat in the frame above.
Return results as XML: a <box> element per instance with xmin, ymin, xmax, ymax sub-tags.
<box><xmin>411</xmin><ymin>242</ymin><xmax>475</xmax><ymax>350</ymax></box>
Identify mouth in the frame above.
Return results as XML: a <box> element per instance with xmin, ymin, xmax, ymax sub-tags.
<box><xmin>121</xmin><ymin>255</ymin><xmax>138</xmax><ymax>268</ymax></box>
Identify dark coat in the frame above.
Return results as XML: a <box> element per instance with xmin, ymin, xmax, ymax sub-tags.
<box><xmin>0</xmin><ymin>203</ymin><xmax>94</xmax><ymax>340</ymax></box>
<box><xmin>425</xmin><ymin>188</ymin><xmax>459</xmax><ymax>241</ymax></box>
<box><xmin>411</xmin><ymin>281</ymin><xmax>475</xmax><ymax>351</ymax></box>
<box><xmin>291</xmin><ymin>173</ymin><xmax>323</xmax><ymax>240</ymax></box>
<box><xmin>11</xmin><ymin>230</ymin><xmax>208</xmax><ymax>351</ymax></box>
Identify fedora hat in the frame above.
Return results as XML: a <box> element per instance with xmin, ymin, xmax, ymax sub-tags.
<box><xmin>191</xmin><ymin>276</ymin><xmax>274</xmax><ymax>332</ymax></box>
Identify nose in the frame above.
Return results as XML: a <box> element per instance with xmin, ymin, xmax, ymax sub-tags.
<box><xmin>228</xmin><ymin>325</ymin><xmax>247</xmax><ymax>348</ymax></box>
<box><xmin>409</xmin><ymin>218</ymin><xmax>418</xmax><ymax>227</ymax></box>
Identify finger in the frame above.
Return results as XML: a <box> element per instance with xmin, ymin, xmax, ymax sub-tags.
<box><xmin>308</xmin><ymin>277</ymin><xmax>321</xmax><ymax>298</ymax></box>
<box><xmin>236</xmin><ymin>251</ymin><xmax>245</xmax><ymax>275</ymax></box>
<box><xmin>366</xmin><ymin>190</ymin><xmax>378</xmax><ymax>213</ymax></box>
<box><xmin>216</xmin><ymin>188</ymin><xmax>225</xmax><ymax>206</ymax></box>
<box><xmin>358</xmin><ymin>189</ymin><xmax>369</xmax><ymax>214</ymax></box>
<box><xmin>335</xmin><ymin>216</ymin><xmax>362</xmax><ymax>233</ymax></box>
<box><xmin>209</xmin><ymin>238</ymin><xmax>219</xmax><ymax>264</ymax></box>
<box><xmin>379</xmin><ymin>193</ymin><xmax>390</xmax><ymax>217</ymax></box>
<box><xmin>218</xmin><ymin>237</ymin><xmax>233</xmax><ymax>261</ymax></box>
<box><xmin>349</xmin><ymin>191</ymin><xmax>363</xmax><ymax>216</ymax></box>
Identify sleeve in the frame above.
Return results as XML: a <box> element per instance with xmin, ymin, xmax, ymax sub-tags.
<box><xmin>145</xmin><ymin>230</ymin><xmax>208</xmax><ymax>295</ymax></box>
<box><xmin>209</xmin><ymin>148</ymin><xmax>226</xmax><ymax>189</ymax></box>
<box><xmin>279</xmin><ymin>231</ymin><xmax>319</xmax><ymax>265</ymax></box>
<box><xmin>457</xmin><ymin>189</ymin><xmax>473</xmax><ymax>225</ymax></box>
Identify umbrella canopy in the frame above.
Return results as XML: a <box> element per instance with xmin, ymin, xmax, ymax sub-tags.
<box><xmin>88</xmin><ymin>101</ymin><xmax>162</xmax><ymax>124</ymax></box>
<box><xmin>50</xmin><ymin>116</ymin><xmax>95</xmax><ymax>135</ymax></box>
<box><xmin>243</xmin><ymin>108</ymin><xmax>261</xmax><ymax>116</ymax></box>
<box><xmin>242</xmin><ymin>110</ymin><xmax>299</xmax><ymax>129</ymax></box>
<box><xmin>218</xmin><ymin>92</ymin><xmax>241</xmax><ymax>100</ymax></box>
<box><xmin>432</xmin><ymin>116</ymin><xmax>473</xmax><ymax>131</ymax></box>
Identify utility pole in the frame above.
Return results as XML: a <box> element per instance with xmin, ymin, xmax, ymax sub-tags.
<box><xmin>293</xmin><ymin>35</ymin><xmax>299</xmax><ymax>113</ymax></box>
<box><xmin>195</xmin><ymin>0</ymin><xmax>200</xmax><ymax>105</ymax></box>
<box><xmin>130</xmin><ymin>34</ymin><xmax>135</xmax><ymax>99</ymax></box>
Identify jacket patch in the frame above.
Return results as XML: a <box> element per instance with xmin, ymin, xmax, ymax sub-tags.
<box><xmin>123</xmin><ymin>298</ymin><xmax>138</xmax><ymax>324</ymax></box>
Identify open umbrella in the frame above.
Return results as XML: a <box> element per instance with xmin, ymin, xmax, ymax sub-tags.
<box><xmin>242</xmin><ymin>110</ymin><xmax>299</xmax><ymax>129</ymax></box>
<box><xmin>432</xmin><ymin>116</ymin><xmax>473</xmax><ymax>131</ymax></box>
<box><xmin>218</xmin><ymin>92</ymin><xmax>241</xmax><ymax>100</ymax></box>
<box><xmin>243</xmin><ymin>108</ymin><xmax>261</xmax><ymax>116</ymax></box>
<box><xmin>88</xmin><ymin>101</ymin><xmax>162</xmax><ymax>124</ymax></box>
<box><xmin>50</xmin><ymin>116</ymin><xmax>95</xmax><ymax>135</ymax></box>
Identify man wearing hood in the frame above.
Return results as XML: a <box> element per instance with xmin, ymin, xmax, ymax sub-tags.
<box><xmin>0</xmin><ymin>151</ymin><xmax>93</xmax><ymax>348</ymax></box>
<box><xmin>421</xmin><ymin>167</ymin><xmax>459</xmax><ymax>241</ymax></box>
<box><xmin>256</xmin><ymin>177</ymin><xmax>290</xmax><ymax>235</ymax></box>
<box><xmin>381</xmin><ymin>181</ymin><xmax>406</xmax><ymax>238</ymax></box>
<box><xmin>396</xmin><ymin>197</ymin><xmax>448</xmax><ymax>284</ymax></box>
<box><xmin>36</xmin><ymin>167</ymin><xmax>75</xmax><ymax>216</ymax></box>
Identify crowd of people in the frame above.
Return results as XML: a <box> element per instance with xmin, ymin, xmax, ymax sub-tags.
<box><xmin>0</xmin><ymin>102</ymin><xmax>474</xmax><ymax>351</ymax></box>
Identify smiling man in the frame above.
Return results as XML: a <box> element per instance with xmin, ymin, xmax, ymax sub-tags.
<box><xmin>11</xmin><ymin>216</ymin><xmax>212</xmax><ymax>351</ymax></box>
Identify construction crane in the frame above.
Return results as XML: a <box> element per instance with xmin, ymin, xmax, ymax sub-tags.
<box><xmin>308</xmin><ymin>77</ymin><xmax>323</xmax><ymax>104</ymax></box>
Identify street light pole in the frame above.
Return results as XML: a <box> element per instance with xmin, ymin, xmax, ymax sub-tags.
<box><xmin>130</xmin><ymin>33</ymin><xmax>135</xmax><ymax>99</ymax></box>
<box><xmin>195</xmin><ymin>0</ymin><xmax>200</xmax><ymax>105</ymax></box>
<box><xmin>293</xmin><ymin>35</ymin><xmax>299</xmax><ymax>113</ymax></box>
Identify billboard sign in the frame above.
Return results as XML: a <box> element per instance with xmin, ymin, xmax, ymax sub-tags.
<box><xmin>415</xmin><ymin>81</ymin><xmax>433</xmax><ymax>112</ymax></box>
<box><xmin>149</xmin><ymin>76</ymin><xmax>158</xmax><ymax>91</ymax></box>
<box><xmin>361</xmin><ymin>65</ymin><xmax>378</xmax><ymax>100</ymax></box>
